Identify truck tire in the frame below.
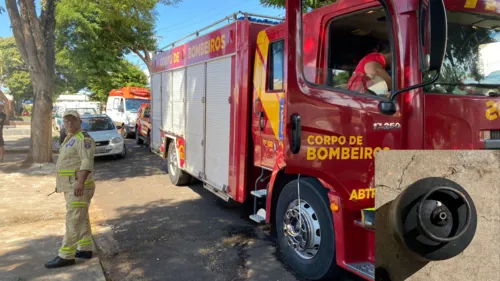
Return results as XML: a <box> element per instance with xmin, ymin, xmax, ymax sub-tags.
<box><xmin>135</xmin><ymin>127</ymin><xmax>144</xmax><ymax>145</ymax></box>
<box><xmin>276</xmin><ymin>178</ymin><xmax>339</xmax><ymax>280</ymax></box>
<box><xmin>167</xmin><ymin>141</ymin><xmax>191</xmax><ymax>186</ymax></box>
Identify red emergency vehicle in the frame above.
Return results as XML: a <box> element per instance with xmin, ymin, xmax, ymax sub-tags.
<box><xmin>135</xmin><ymin>103</ymin><xmax>152</xmax><ymax>146</ymax></box>
<box><xmin>150</xmin><ymin>0</ymin><xmax>500</xmax><ymax>280</ymax></box>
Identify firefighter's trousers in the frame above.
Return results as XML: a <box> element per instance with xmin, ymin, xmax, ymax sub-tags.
<box><xmin>58</xmin><ymin>189</ymin><xmax>95</xmax><ymax>259</ymax></box>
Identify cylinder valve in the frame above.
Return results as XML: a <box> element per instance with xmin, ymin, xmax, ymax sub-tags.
<box><xmin>389</xmin><ymin>177</ymin><xmax>477</xmax><ymax>261</ymax></box>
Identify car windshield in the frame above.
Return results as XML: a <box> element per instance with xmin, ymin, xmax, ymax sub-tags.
<box><xmin>67</xmin><ymin>108</ymin><xmax>97</xmax><ymax>115</ymax></box>
<box><xmin>81</xmin><ymin>117</ymin><xmax>115</xmax><ymax>132</ymax></box>
<box><xmin>125</xmin><ymin>99</ymin><xmax>149</xmax><ymax>113</ymax></box>
<box><xmin>424</xmin><ymin>11</ymin><xmax>500</xmax><ymax>96</ymax></box>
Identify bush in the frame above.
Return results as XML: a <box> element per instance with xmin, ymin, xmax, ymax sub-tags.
<box><xmin>24</xmin><ymin>104</ymin><xmax>32</xmax><ymax>113</ymax></box>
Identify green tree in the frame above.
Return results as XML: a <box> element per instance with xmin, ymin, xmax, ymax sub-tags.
<box><xmin>6</xmin><ymin>0</ymin><xmax>57</xmax><ymax>163</ymax></box>
<box><xmin>56</xmin><ymin>0</ymin><xmax>181</xmax><ymax>75</ymax></box>
<box><xmin>88</xmin><ymin>60</ymin><xmax>149</xmax><ymax>102</ymax></box>
<box><xmin>0</xmin><ymin>37</ymin><xmax>32</xmax><ymax>102</ymax></box>
<box><xmin>259</xmin><ymin>0</ymin><xmax>336</xmax><ymax>11</ymax></box>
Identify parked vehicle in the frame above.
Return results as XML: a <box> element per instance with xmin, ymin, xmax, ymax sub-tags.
<box><xmin>105</xmin><ymin>87</ymin><xmax>151</xmax><ymax>139</ymax></box>
<box><xmin>54</xmin><ymin>105</ymin><xmax>100</xmax><ymax>132</ymax></box>
<box><xmin>150</xmin><ymin>1</ymin><xmax>500</xmax><ymax>280</ymax></box>
<box><xmin>58</xmin><ymin>108</ymin><xmax>98</xmax><ymax>144</ymax></box>
<box><xmin>81</xmin><ymin>114</ymin><xmax>126</xmax><ymax>159</ymax></box>
<box><xmin>135</xmin><ymin>103</ymin><xmax>152</xmax><ymax>146</ymax></box>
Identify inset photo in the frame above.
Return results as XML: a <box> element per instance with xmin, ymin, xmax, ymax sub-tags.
<box><xmin>374</xmin><ymin>150</ymin><xmax>500</xmax><ymax>281</ymax></box>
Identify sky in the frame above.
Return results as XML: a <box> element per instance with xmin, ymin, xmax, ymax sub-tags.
<box><xmin>0</xmin><ymin>0</ymin><xmax>284</xmax><ymax>76</ymax></box>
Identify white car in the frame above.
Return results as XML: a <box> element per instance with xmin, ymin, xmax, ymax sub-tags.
<box><xmin>80</xmin><ymin>114</ymin><xmax>127</xmax><ymax>159</ymax></box>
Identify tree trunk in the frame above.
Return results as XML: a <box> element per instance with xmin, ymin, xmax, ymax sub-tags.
<box><xmin>6</xmin><ymin>0</ymin><xmax>56</xmax><ymax>164</ymax></box>
<box><xmin>25</xmin><ymin>73</ymin><xmax>53</xmax><ymax>163</ymax></box>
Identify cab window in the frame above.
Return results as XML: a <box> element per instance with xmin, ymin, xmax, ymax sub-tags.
<box><xmin>423</xmin><ymin>11</ymin><xmax>500</xmax><ymax>96</ymax></box>
<box><xmin>306</xmin><ymin>4</ymin><xmax>394</xmax><ymax>98</ymax></box>
<box><xmin>268</xmin><ymin>40</ymin><xmax>285</xmax><ymax>91</ymax></box>
<box><xmin>112</xmin><ymin>98</ymin><xmax>120</xmax><ymax>110</ymax></box>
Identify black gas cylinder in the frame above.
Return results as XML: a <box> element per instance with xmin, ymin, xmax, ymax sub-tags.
<box><xmin>388</xmin><ymin>177</ymin><xmax>477</xmax><ymax>261</ymax></box>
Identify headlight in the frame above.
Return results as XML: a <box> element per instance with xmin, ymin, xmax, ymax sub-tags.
<box><xmin>111</xmin><ymin>137</ymin><xmax>122</xmax><ymax>144</ymax></box>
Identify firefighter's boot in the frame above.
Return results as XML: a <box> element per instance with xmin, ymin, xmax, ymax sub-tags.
<box><xmin>75</xmin><ymin>250</ymin><xmax>93</xmax><ymax>259</ymax></box>
<box><xmin>44</xmin><ymin>256</ymin><xmax>75</xmax><ymax>269</ymax></box>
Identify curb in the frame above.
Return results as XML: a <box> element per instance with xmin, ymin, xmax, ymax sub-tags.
<box><xmin>5</xmin><ymin>147</ymin><xmax>60</xmax><ymax>153</ymax></box>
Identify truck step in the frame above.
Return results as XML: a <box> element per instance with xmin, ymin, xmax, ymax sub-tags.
<box><xmin>249</xmin><ymin>214</ymin><xmax>266</xmax><ymax>224</ymax></box>
<box><xmin>346</xmin><ymin>262</ymin><xmax>374</xmax><ymax>279</ymax></box>
<box><xmin>250</xmin><ymin>189</ymin><xmax>267</xmax><ymax>198</ymax></box>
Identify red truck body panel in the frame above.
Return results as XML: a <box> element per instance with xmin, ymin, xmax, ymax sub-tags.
<box><xmin>151</xmin><ymin>20</ymin><xmax>272</xmax><ymax>203</ymax></box>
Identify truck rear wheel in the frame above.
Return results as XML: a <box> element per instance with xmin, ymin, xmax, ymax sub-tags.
<box><xmin>167</xmin><ymin>141</ymin><xmax>191</xmax><ymax>186</ymax></box>
<box><xmin>276</xmin><ymin>178</ymin><xmax>338</xmax><ymax>280</ymax></box>
<box><xmin>135</xmin><ymin>127</ymin><xmax>144</xmax><ymax>145</ymax></box>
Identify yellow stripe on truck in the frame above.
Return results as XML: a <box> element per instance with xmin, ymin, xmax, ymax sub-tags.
<box><xmin>253</xmin><ymin>30</ymin><xmax>281</xmax><ymax>142</ymax></box>
<box><xmin>464</xmin><ymin>0</ymin><xmax>478</xmax><ymax>8</ymax></box>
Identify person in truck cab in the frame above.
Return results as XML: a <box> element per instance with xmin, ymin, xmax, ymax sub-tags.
<box><xmin>347</xmin><ymin>44</ymin><xmax>392</xmax><ymax>97</ymax></box>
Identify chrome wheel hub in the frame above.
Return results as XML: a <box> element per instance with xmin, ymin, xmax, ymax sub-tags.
<box><xmin>283</xmin><ymin>199</ymin><xmax>322</xmax><ymax>259</ymax></box>
<box><xmin>168</xmin><ymin>145</ymin><xmax>177</xmax><ymax>177</ymax></box>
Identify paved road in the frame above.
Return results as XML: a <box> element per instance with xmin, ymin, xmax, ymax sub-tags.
<box><xmin>87</xmin><ymin>139</ymin><xmax>365</xmax><ymax>281</ymax></box>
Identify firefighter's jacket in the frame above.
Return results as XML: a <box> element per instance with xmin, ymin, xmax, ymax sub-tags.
<box><xmin>56</xmin><ymin>130</ymin><xmax>96</xmax><ymax>193</ymax></box>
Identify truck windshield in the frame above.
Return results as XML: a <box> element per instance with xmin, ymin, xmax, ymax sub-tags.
<box><xmin>81</xmin><ymin>117</ymin><xmax>115</xmax><ymax>131</ymax></box>
<box><xmin>125</xmin><ymin>99</ymin><xmax>150</xmax><ymax>113</ymax></box>
<box><xmin>424</xmin><ymin>11</ymin><xmax>500</xmax><ymax>96</ymax></box>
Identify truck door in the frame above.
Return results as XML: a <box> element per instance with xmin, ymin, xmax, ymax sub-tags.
<box><xmin>108</xmin><ymin>97</ymin><xmax>122</xmax><ymax>127</ymax></box>
<box><xmin>285</xmin><ymin>5</ymin><xmax>403</xmax><ymax>205</ymax></box>
<box><xmin>252</xmin><ymin>31</ymin><xmax>285</xmax><ymax>169</ymax></box>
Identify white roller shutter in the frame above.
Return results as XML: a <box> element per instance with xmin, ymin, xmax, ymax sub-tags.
<box><xmin>162</xmin><ymin>71</ymin><xmax>173</xmax><ymax>132</ymax></box>
<box><xmin>205</xmin><ymin>57</ymin><xmax>232</xmax><ymax>190</ymax></box>
<box><xmin>151</xmin><ymin>73</ymin><xmax>162</xmax><ymax>150</ymax></box>
<box><xmin>185</xmin><ymin>64</ymin><xmax>205</xmax><ymax>176</ymax></box>
<box><xmin>172</xmin><ymin>69</ymin><xmax>185</xmax><ymax>136</ymax></box>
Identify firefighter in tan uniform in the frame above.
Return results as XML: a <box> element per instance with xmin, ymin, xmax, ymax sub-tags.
<box><xmin>45</xmin><ymin>110</ymin><xmax>96</xmax><ymax>269</ymax></box>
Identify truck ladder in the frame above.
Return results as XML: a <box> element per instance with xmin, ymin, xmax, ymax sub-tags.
<box><xmin>249</xmin><ymin>168</ymin><xmax>270</xmax><ymax>224</ymax></box>
<box><xmin>158</xmin><ymin>11</ymin><xmax>284</xmax><ymax>52</ymax></box>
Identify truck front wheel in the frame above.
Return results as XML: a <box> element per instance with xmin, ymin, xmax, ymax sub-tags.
<box><xmin>276</xmin><ymin>178</ymin><xmax>339</xmax><ymax>280</ymax></box>
<box><xmin>167</xmin><ymin>141</ymin><xmax>191</xmax><ymax>186</ymax></box>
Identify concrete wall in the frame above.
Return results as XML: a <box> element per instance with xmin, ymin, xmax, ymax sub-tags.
<box><xmin>375</xmin><ymin>150</ymin><xmax>500</xmax><ymax>281</ymax></box>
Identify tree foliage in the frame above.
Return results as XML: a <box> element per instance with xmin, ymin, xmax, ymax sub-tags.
<box><xmin>56</xmin><ymin>0</ymin><xmax>181</xmax><ymax>74</ymax></box>
<box><xmin>0</xmin><ymin>37</ymin><xmax>32</xmax><ymax>101</ymax></box>
<box><xmin>88</xmin><ymin>60</ymin><xmax>149</xmax><ymax>102</ymax></box>
<box><xmin>259</xmin><ymin>0</ymin><xmax>336</xmax><ymax>11</ymax></box>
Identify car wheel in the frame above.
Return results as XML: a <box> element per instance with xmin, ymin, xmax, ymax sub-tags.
<box><xmin>115</xmin><ymin>144</ymin><xmax>127</xmax><ymax>159</ymax></box>
<box><xmin>276</xmin><ymin>178</ymin><xmax>339</xmax><ymax>280</ymax></box>
<box><xmin>167</xmin><ymin>141</ymin><xmax>191</xmax><ymax>186</ymax></box>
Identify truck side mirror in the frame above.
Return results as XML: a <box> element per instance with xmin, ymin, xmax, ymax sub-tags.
<box><xmin>380</xmin><ymin>0</ymin><xmax>447</xmax><ymax>115</ymax></box>
<box><xmin>419</xmin><ymin>0</ymin><xmax>447</xmax><ymax>72</ymax></box>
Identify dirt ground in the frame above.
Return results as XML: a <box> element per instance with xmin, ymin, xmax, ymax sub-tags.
<box><xmin>374</xmin><ymin>150</ymin><xmax>500</xmax><ymax>281</ymax></box>
<box><xmin>0</xmin><ymin>156</ymin><xmax>106</xmax><ymax>281</ymax></box>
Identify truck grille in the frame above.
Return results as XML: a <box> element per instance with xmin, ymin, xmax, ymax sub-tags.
<box><xmin>491</xmin><ymin>130</ymin><xmax>500</xmax><ymax>140</ymax></box>
<box><xmin>95</xmin><ymin>141</ymin><xmax>110</xmax><ymax>147</ymax></box>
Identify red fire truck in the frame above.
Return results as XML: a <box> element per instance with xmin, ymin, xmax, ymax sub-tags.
<box><xmin>150</xmin><ymin>0</ymin><xmax>500</xmax><ymax>280</ymax></box>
